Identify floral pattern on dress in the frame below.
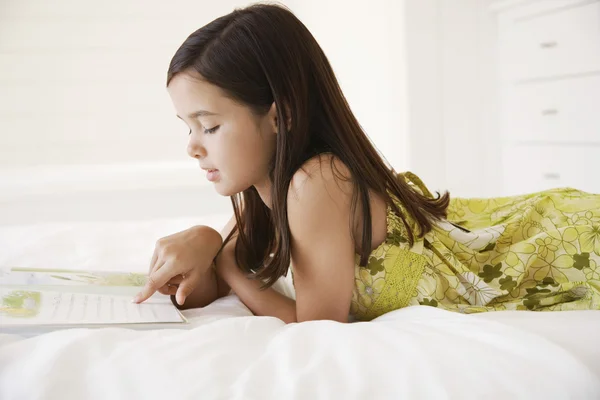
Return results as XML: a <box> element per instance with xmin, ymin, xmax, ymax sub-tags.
<box><xmin>350</xmin><ymin>173</ymin><xmax>600</xmax><ymax>321</ymax></box>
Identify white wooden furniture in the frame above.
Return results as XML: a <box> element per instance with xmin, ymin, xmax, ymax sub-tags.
<box><xmin>493</xmin><ymin>0</ymin><xmax>600</xmax><ymax>195</ymax></box>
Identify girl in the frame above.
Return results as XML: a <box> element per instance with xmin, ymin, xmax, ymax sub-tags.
<box><xmin>133</xmin><ymin>3</ymin><xmax>600</xmax><ymax>322</ymax></box>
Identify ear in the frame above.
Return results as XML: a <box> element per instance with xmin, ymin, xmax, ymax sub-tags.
<box><xmin>268</xmin><ymin>102</ymin><xmax>292</xmax><ymax>133</ymax></box>
<box><xmin>268</xmin><ymin>102</ymin><xmax>278</xmax><ymax>134</ymax></box>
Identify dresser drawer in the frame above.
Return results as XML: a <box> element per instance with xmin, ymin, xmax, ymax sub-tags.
<box><xmin>502</xmin><ymin>74</ymin><xmax>600</xmax><ymax>143</ymax></box>
<box><xmin>503</xmin><ymin>144</ymin><xmax>600</xmax><ymax>195</ymax></box>
<box><xmin>501</xmin><ymin>1</ymin><xmax>600</xmax><ymax>81</ymax></box>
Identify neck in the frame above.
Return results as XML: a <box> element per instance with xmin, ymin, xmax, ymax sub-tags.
<box><xmin>253</xmin><ymin>175</ymin><xmax>273</xmax><ymax>209</ymax></box>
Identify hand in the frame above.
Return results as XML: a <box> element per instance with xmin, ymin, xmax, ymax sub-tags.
<box><xmin>132</xmin><ymin>225</ymin><xmax>222</xmax><ymax>305</ymax></box>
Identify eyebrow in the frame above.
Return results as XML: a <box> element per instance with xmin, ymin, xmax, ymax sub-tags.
<box><xmin>176</xmin><ymin>110</ymin><xmax>218</xmax><ymax>119</ymax></box>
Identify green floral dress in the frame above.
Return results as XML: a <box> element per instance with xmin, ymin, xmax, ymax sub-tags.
<box><xmin>350</xmin><ymin>172</ymin><xmax>600</xmax><ymax>321</ymax></box>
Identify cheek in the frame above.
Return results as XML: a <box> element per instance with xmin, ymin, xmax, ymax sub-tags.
<box><xmin>221</xmin><ymin>131</ymin><xmax>262</xmax><ymax>167</ymax></box>
<box><xmin>212</xmin><ymin>138</ymin><xmax>252</xmax><ymax>190</ymax></box>
<box><xmin>215</xmin><ymin>122</ymin><xmax>273</xmax><ymax>184</ymax></box>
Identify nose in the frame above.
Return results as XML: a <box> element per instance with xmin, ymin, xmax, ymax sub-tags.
<box><xmin>186</xmin><ymin>134</ymin><xmax>207</xmax><ymax>159</ymax></box>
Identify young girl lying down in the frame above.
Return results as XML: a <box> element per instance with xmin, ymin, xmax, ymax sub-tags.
<box><xmin>133</xmin><ymin>3</ymin><xmax>600</xmax><ymax>322</ymax></box>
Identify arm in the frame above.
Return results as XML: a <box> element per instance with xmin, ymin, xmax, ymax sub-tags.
<box><xmin>171</xmin><ymin>217</ymin><xmax>235</xmax><ymax>310</ymax></box>
<box><xmin>215</xmin><ymin>156</ymin><xmax>356</xmax><ymax>323</ymax></box>
<box><xmin>216</xmin><ymin>248</ymin><xmax>297</xmax><ymax>323</ymax></box>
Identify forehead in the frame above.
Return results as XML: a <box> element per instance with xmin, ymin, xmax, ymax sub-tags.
<box><xmin>167</xmin><ymin>71</ymin><xmax>228</xmax><ymax>110</ymax></box>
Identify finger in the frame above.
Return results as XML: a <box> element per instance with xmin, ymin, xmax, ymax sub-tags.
<box><xmin>175</xmin><ymin>269</ymin><xmax>199</xmax><ymax>306</ymax></box>
<box><xmin>157</xmin><ymin>284</ymin><xmax>174</xmax><ymax>295</ymax></box>
<box><xmin>157</xmin><ymin>286</ymin><xmax>168</xmax><ymax>295</ymax></box>
<box><xmin>147</xmin><ymin>254</ymin><xmax>167</xmax><ymax>290</ymax></box>
<box><xmin>155</xmin><ymin>274</ymin><xmax>184</xmax><ymax>295</ymax></box>
<box><xmin>148</xmin><ymin>247</ymin><xmax>159</xmax><ymax>275</ymax></box>
<box><xmin>133</xmin><ymin>260</ymin><xmax>173</xmax><ymax>303</ymax></box>
<box><xmin>159</xmin><ymin>283</ymin><xmax>179</xmax><ymax>296</ymax></box>
<box><xmin>168</xmin><ymin>275</ymin><xmax>184</xmax><ymax>285</ymax></box>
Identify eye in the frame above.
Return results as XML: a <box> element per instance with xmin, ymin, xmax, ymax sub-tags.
<box><xmin>204</xmin><ymin>125</ymin><xmax>220</xmax><ymax>134</ymax></box>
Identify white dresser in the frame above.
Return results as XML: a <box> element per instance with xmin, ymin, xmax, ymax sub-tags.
<box><xmin>493</xmin><ymin>0</ymin><xmax>600</xmax><ymax>195</ymax></box>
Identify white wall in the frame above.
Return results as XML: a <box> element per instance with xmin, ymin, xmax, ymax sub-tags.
<box><xmin>3</xmin><ymin>1</ymin><xmax>590</xmax><ymax>226</ymax></box>
<box><xmin>0</xmin><ymin>0</ymin><xmax>257</xmax><ymax>224</ymax></box>
<box><xmin>0</xmin><ymin>0</ymin><xmax>413</xmax><ymax>224</ymax></box>
<box><xmin>0</xmin><ymin>0</ymin><xmax>408</xmax><ymax>172</ymax></box>
<box><xmin>291</xmin><ymin>0</ymin><xmax>410</xmax><ymax>173</ymax></box>
<box><xmin>0</xmin><ymin>0</ymin><xmax>253</xmax><ymax>167</ymax></box>
<box><xmin>296</xmin><ymin>0</ymin><xmax>502</xmax><ymax>198</ymax></box>
<box><xmin>0</xmin><ymin>0</ymin><xmax>501</xmax><ymax>225</ymax></box>
<box><xmin>404</xmin><ymin>0</ymin><xmax>500</xmax><ymax>197</ymax></box>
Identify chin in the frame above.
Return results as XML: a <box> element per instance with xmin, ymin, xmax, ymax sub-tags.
<box><xmin>213</xmin><ymin>185</ymin><xmax>233</xmax><ymax>197</ymax></box>
<box><xmin>213</xmin><ymin>182</ymin><xmax>238</xmax><ymax>197</ymax></box>
<box><xmin>213</xmin><ymin>181</ymin><xmax>253</xmax><ymax>198</ymax></box>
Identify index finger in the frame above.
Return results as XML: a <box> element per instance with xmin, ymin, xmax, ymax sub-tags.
<box><xmin>133</xmin><ymin>262</ymin><xmax>175</xmax><ymax>303</ymax></box>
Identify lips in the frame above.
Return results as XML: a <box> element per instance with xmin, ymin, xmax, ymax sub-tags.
<box><xmin>204</xmin><ymin>168</ymin><xmax>220</xmax><ymax>182</ymax></box>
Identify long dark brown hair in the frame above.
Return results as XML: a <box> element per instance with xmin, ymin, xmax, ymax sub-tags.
<box><xmin>166</xmin><ymin>3</ymin><xmax>449</xmax><ymax>287</ymax></box>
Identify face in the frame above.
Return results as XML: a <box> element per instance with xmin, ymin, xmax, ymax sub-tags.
<box><xmin>167</xmin><ymin>71</ymin><xmax>277</xmax><ymax>197</ymax></box>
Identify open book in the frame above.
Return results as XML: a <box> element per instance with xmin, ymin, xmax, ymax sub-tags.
<box><xmin>0</xmin><ymin>267</ymin><xmax>188</xmax><ymax>335</ymax></box>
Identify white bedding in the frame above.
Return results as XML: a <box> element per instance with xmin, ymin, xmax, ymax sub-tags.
<box><xmin>1</xmin><ymin>218</ymin><xmax>599</xmax><ymax>399</ymax></box>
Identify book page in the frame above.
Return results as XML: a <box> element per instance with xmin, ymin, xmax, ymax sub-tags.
<box><xmin>0</xmin><ymin>288</ymin><xmax>185</xmax><ymax>327</ymax></box>
<box><xmin>1</xmin><ymin>268</ymin><xmax>147</xmax><ymax>287</ymax></box>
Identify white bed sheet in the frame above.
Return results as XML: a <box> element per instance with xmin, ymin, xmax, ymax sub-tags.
<box><xmin>1</xmin><ymin>219</ymin><xmax>599</xmax><ymax>400</ymax></box>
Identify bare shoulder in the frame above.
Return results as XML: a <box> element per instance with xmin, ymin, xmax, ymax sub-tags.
<box><xmin>287</xmin><ymin>153</ymin><xmax>354</xmax><ymax>215</ymax></box>
<box><xmin>287</xmin><ymin>153</ymin><xmax>388</xmax><ymax>254</ymax></box>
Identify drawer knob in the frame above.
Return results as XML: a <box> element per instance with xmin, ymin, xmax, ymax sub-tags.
<box><xmin>542</xmin><ymin>172</ymin><xmax>561</xmax><ymax>180</ymax></box>
<box><xmin>540</xmin><ymin>41</ymin><xmax>558</xmax><ymax>49</ymax></box>
<box><xmin>541</xmin><ymin>108</ymin><xmax>559</xmax><ymax>116</ymax></box>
